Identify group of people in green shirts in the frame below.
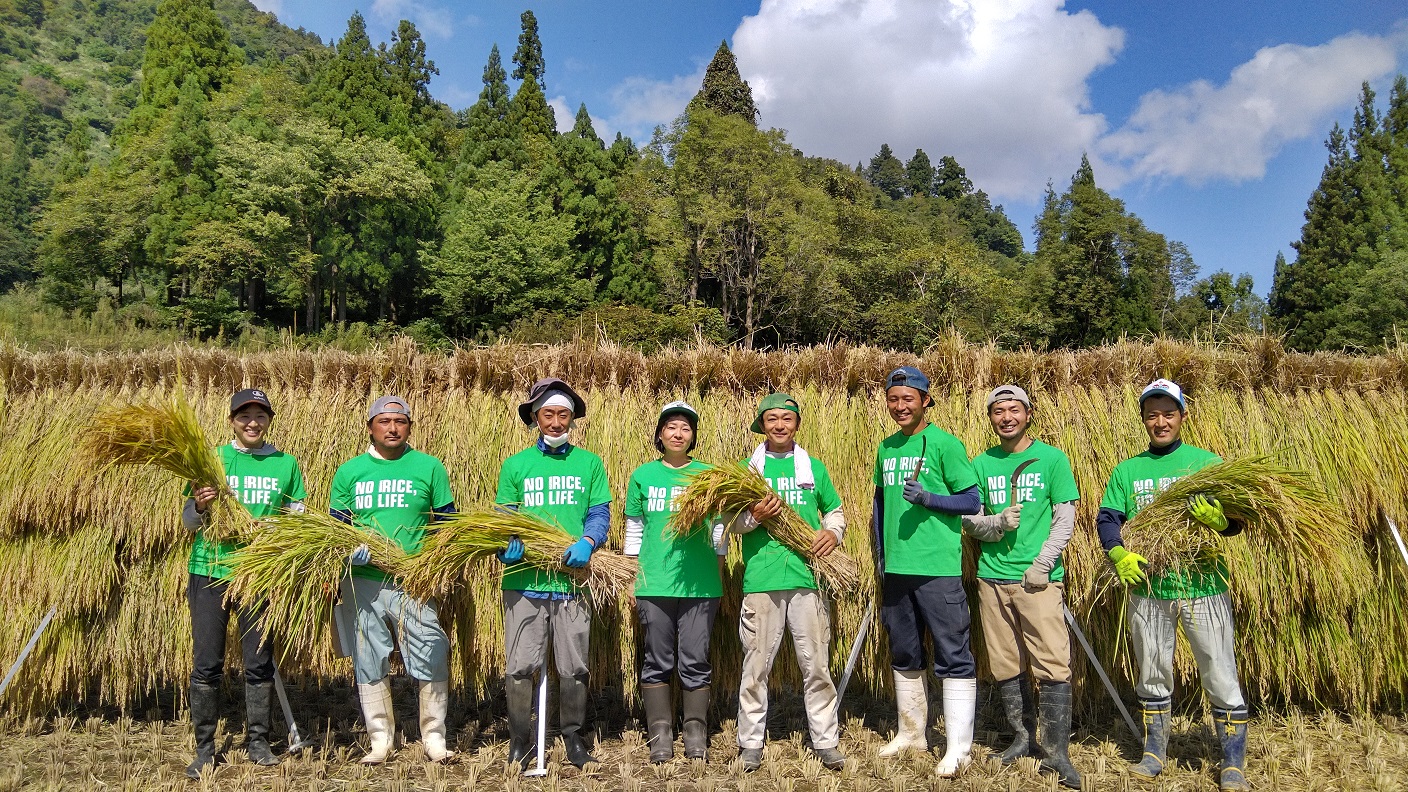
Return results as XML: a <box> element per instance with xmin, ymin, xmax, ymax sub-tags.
<box><xmin>179</xmin><ymin>370</ymin><xmax>1250</xmax><ymax>792</ymax></box>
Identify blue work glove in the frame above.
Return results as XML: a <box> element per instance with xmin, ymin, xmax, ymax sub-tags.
<box><xmin>348</xmin><ymin>544</ymin><xmax>371</xmax><ymax>566</ymax></box>
<box><xmin>497</xmin><ymin>536</ymin><xmax>525</xmax><ymax>564</ymax></box>
<box><xmin>902</xmin><ymin>479</ymin><xmax>935</xmax><ymax>508</ymax></box>
<box><xmin>562</xmin><ymin>537</ymin><xmax>595</xmax><ymax>568</ymax></box>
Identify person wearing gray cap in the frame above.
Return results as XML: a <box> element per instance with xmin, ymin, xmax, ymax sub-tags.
<box><xmin>329</xmin><ymin>396</ymin><xmax>458</xmax><ymax>764</ymax></box>
<box><xmin>964</xmin><ymin>385</ymin><xmax>1081</xmax><ymax>788</ymax></box>
<box><xmin>182</xmin><ymin>389</ymin><xmax>307</xmax><ymax>778</ymax></box>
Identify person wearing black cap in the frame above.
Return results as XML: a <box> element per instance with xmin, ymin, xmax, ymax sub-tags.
<box><xmin>181</xmin><ymin>389</ymin><xmax>307</xmax><ymax>778</ymax></box>
<box><xmin>494</xmin><ymin>377</ymin><xmax>612</xmax><ymax>770</ymax></box>
<box><xmin>873</xmin><ymin>366</ymin><xmax>983</xmax><ymax>778</ymax></box>
<box><xmin>964</xmin><ymin>385</ymin><xmax>1081</xmax><ymax>788</ymax></box>
<box><xmin>1095</xmin><ymin>379</ymin><xmax>1249</xmax><ymax>792</ymax></box>
<box><xmin>623</xmin><ymin>400</ymin><xmax>726</xmax><ymax>763</ymax></box>
<box><xmin>329</xmin><ymin>395</ymin><xmax>457</xmax><ymax>765</ymax></box>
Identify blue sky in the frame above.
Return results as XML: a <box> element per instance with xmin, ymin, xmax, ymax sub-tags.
<box><xmin>254</xmin><ymin>1</ymin><xmax>1408</xmax><ymax>295</ymax></box>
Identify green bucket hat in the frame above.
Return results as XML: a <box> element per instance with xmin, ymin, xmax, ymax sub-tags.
<box><xmin>750</xmin><ymin>393</ymin><xmax>800</xmax><ymax>434</ymax></box>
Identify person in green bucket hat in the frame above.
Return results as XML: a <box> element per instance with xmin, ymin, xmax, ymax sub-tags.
<box><xmin>730</xmin><ymin>393</ymin><xmax>847</xmax><ymax>773</ymax></box>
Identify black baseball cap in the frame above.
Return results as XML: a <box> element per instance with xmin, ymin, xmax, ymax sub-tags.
<box><xmin>230</xmin><ymin>388</ymin><xmax>274</xmax><ymax>417</ymax></box>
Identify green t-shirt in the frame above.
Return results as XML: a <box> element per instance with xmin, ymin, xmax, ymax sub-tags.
<box><xmin>1099</xmin><ymin>442</ymin><xmax>1228</xmax><ymax>599</ymax></box>
<box><xmin>874</xmin><ymin>423</ymin><xmax>980</xmax><ymax>577</ymax></box>
<box><xmin>329</xmin><ymin>448</ymin><xmax>454</xmax><ymax>582</ymax></box>
<box><xmin>188</xmin><ymin>444</ymin><xmax>307</xmax><ymax>581</ymax></box>
<box><xmin>625</xmin><ymin>459</ymin><xmax>722</xmax><ymax>598</ymax></box>
<box><xmin>739</xmin><ymin>452</ymin><xmax>841</xmax><ymax>594</ymax></box>
<box><xmin>972</xmin><ymin>439</ymin><xmax>1080</xmax><ymax>582</ymax></box>
<box><xmin>495</xmin><ymin>444</ymin><xmax>612</xmax><ymax>593</ymax></box>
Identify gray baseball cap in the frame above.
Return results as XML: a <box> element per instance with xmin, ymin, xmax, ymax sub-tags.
<box><xmin>985</xmin><ymin>384</ymin><xmax>1032</xmax><ymax>410</ymax></box>
<box><xmin>367</xmin><ymin>395</ymin><xmax>411</xmax><ymax>421</ymax></box>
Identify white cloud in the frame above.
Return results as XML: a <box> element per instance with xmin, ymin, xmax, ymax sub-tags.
<box><xmin>606</xmin><ymin>72</ymin><xmax>704</xmax><ymax>138</ymax></box>
<box><xmin>603</xmin><ymin>1</ymin><xmax>1407</xmax><ymax>198</ymax></box>
<box><xmin>370</xmin><ymin>0</ymin><xmax>455</xmax><ymax>39</ymax></box>
<box><xmin>550</xmin><ymin>95</ymin><xmax>611</xmax><ymax>139</ymax></box>
<box><xmin>1100</xmin><ymin>31</ymin><xmax>1406</xmax><ymax>185</ymax></box>
<box><xmin>548</xmin><ymin>96</ymin><xmax>573</xmax><ymax>133</ymax></box>
<box><xmin>249</xmin><ymin>0</ymin><xmax>283</xmax><ymax>15</ymax></box>
<box><xmin>731</xmin><ymin>0</ymin><xmax>1123</xmax><ymax>200</ymax></box>
<box><xmin>440</xmin><ymin>83</ymin><xmax>477</xmax><ymax>109</ymax></box>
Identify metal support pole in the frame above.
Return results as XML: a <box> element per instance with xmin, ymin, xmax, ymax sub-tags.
<box><xmin>0</xmin><ymin>606</ymin><xmax>57</xmax><ymax>698</ymax></box>
<box><xmin>1064</xmin><ymin>603</ymin><xmax>1140</xmax><ymax>740</ymax></box>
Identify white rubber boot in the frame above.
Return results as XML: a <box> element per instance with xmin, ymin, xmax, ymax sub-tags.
<box><xmin>418</xmin><ymin>679</ymin><xmax>453</xmax><ymax>762</ymax></box>
<box><xmin>879</xmin><ymin>670</ymin><xmax>928</xmax><ymax>757</ymax></box>
<box><xmin>935</xmin><ymin>677</ymin><xmax>977</xmax><ymax>778</ymax></box>
<box><xmin>358</xmin><ymin>678</ymin><xmax>396</xmax><ymax>764</ymax></box>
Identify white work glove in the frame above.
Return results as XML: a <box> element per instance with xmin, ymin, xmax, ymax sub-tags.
<box><xmin>999</xmin><ymin>504</ymin><xmax>1023</xmax><ymax>530</ymax></box>
<box><xmin>348</xmin><ymin>544</ymin><xmax>371</xmax><ymax>566</ymax></box>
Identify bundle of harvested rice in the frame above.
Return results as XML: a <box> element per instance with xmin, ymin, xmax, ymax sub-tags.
<box><xmin>224</xmin><ymin>510</ymin><xmax>408</xmax><ymax>655</ymax></box>
<box><xmin>400</xmin><ymin>508</ymin><xmax>637</xmax><ymax>604</ymax></box>
<box><xmin>670</xmin><ymin>462</ymin><xmax>860</xmax><ymax>590</ymax></box>
<box><xmin>1121</xmin><ymin>455</ymin><xmax>1359</xmax><ymax>583</ymax></box>
<box><xmin>80</xmin><ymin>393</ymin><xmax>246</xmax><ymax>539</ymax></box>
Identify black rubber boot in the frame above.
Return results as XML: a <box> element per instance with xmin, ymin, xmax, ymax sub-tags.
<box><xmin>186</xmin><ymin>682</ymin><xmax>221</xmax><ymax>779</ymax></box>
<box><xmin>1036</xmin><ymin>681</ymin><xmax>1082</xmax><ymax>789</ymax></box>
<box><xmin>559</xmin><ymin>675</ymin><xmax>597</xmax><ymax>768</ymax></box>
<box><xmin>244</xmin><ymin>682</ymin><xmax>280</xmax><ymax>766</ymax></box>
<box><xmin>642</xmin><ymin>683</ymin><xmax>674</xmax><ymax>763</ymax></box>
<box><xmin>1212</xmin><ymin>707</ymin><xmax>1249</xmax><ymax>791</ymax></box>
<box><xmin>996</xmin><ymin>676</ymin><xmax>1035</xmax><ymax>764</ymax></box>
<box><xmin>681</xmin><ymin>685</ymin><xmax>710</xmax><ymax>760</ymax></box>
<box><xmin>505</xmin><ymin>676</ymin><xmax>535</xmax><ymax>772</ymax></box>
<box><xmin>1131</xmin><ymin>697</ymin><xmax>1172</xmax><ymax>779</ymax></box>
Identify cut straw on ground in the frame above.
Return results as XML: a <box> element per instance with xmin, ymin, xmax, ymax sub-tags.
<box><xmin>400</xmin><ymin>508</ymin><xmax>637</xmax><ymax>605</ymax></box>
<box><xmin>223</xmin><ymin>510</ymin><xmax>409</xmax><ymax>657</ymax></box>
<box><xmin>670</xmin><ymin>462</ymin><xmax>861</xmax><ymax>590</ymax></box>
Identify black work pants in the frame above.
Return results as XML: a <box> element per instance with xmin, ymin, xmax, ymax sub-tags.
<box><xmin>881</xmin><ymin>573</ymin><xmax>975</xmax><ymax>678</ymax></box>
<box><xmin>188</xmin><ymin>573</ymin><xmax>275</xmax><ymax>685</ymax></box>
<box><xmin>638</xmin><ymin>596</ymin><xmax>720</xmax><ymax>689</ymax></box>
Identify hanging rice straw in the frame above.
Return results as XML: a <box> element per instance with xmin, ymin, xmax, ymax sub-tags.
<box><xmin>669</xmin><ymin>462</ymin><xmax>860</xmax><ymax>590</ymax></box>
<box><xmin>80</xmin><ymin>392</ymin><xmax>248</xmax><ymax>540</ymax></box>
<box><xmin>224</xmin><ymin>510</ymin><xmax>409</xmax><ymax>656</ymax></box>
<box><xmin>1122</xmin><ymin>455</ymin><xmax>1362</xmax><ymax>587</ymax></box>
<box><xmin>400</xmin><ymin>508</ymin><xmax>637</xmax><ymax>605</ymax></box>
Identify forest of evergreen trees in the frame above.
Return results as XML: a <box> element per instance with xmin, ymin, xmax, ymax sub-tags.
<box><xmin>0</xmin><ymin>0</ymin><xmax>1401</xmax><ymax>351</ymax></box>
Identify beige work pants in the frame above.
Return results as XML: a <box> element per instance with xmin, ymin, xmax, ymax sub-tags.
<box><xmin>736</xmin><ymin>588</ymin><xmax>839</xmax><ymax>749</ymax></box>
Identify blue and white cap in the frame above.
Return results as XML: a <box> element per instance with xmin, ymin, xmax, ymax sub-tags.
<box><xmin>1139</xmin><ymin>379</ymin><xmax>1186</xmax><ymax>410</ymax></box>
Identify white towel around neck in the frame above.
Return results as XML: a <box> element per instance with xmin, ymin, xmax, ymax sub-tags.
<box><xmin>748</xmin><ymin>442</ymin><xmax>814</xmax><ymax>489</ymax></box>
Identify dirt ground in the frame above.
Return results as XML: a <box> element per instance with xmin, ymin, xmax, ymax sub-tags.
<box><xmin>2</xmin><ymin>684</ymin><xmax>1406</xmax><ymax>791</ymax></box>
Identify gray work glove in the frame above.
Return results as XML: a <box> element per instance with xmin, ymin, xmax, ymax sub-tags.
<box><xmin>1022</xmin><ymin>564</ymin><xmax>1050</xmax><ymax>591</ymax></box>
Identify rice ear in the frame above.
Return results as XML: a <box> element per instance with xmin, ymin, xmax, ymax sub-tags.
<box><xmin>401</xmin><ymin>508</ymin><xmax>637</xmax><ymax>605</ymax></box>
<box><xmin>670</xmin><ymin>462</ymin><xmax>860</xmax><ymax>590</ymax></box>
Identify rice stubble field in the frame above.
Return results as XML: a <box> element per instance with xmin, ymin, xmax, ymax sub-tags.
<box><xmin>2</xmin><ymin>336</ymin><xmax>1408</xmax><ymax>789</ymax></box>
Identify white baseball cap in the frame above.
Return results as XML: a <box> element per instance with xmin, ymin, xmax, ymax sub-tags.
<box><xmin>1139</xmin><ymin>379</ymin><xmax>1186</xmax><ymax>410</ymax></box>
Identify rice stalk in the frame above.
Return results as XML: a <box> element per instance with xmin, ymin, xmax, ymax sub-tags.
<box><xmin>78</xmin><ymin>393</ymin><xmax>247</xmax><ymax>540</ymax></box>
<box><xmin>670</xmin><ymin>462</ymin><xmax>861</xmax><ymax>590</ymax></box>
<box><xmin>1121</xmin><ymin>454</ymin><xmax>1367</xmax><ymax>599</ymax></box>
<box><xmin>222</xmin><ymin>510</ymin><xmax>409</xmax><ymax>656</ymax></box>
<box><xmin>401</xmin><ymin>508</ymin><xmax>637</xmax><ymax>606</ymax></box>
